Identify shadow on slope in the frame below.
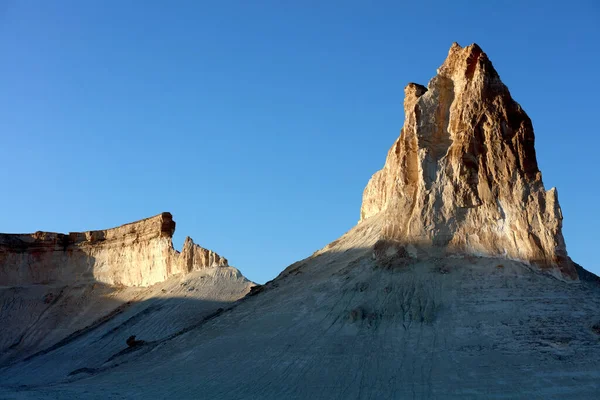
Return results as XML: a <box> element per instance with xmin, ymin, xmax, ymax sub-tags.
<box><xmin>0</xmin><ymin>252</ymin><xmax>108</xmax><ymax>366</ymax></box>
<box><xmin>0</xmin><ymin>267</ymin><xmax>252</xmax><ymax>389</ymax></box>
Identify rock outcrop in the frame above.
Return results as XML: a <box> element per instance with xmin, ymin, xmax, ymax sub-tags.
<box><xmin>180</xmin><ymin>236</ymin><xmax>229</xmax><ymax>272</ymax></box>
<box><xmin>0</xmin><ymin>44</ymin><xmax>598</xmax><ymax>400</ymax></box>
<box><xmin>0</xmin><ymin>212</ymin><xmax>230</xmax><ymax>287</ymax></box>
<box><xmin>360</xmin><ymin>43</ymin><xmax>576</xmax><ymax>279</ymax></box>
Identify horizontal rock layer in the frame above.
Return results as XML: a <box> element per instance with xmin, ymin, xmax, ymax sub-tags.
<box><xmin>0</xmin><ymin>212</ymin><xmax>229</xmax><ymax>287</ymax></box>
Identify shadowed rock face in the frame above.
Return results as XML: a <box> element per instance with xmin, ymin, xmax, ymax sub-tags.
<box><xmin>0</xmin><ymin>212</ymin><xmax>230</xmax><ymax>287</ymax></box>
<box><xmin>360</xmin><ymin>43</ymin><xmax>575</xmax><ymax>280</ymax></box>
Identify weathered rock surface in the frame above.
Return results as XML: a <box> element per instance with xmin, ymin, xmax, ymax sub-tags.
<box><xmin>0</xmin><ymin>213</ymin><xmax>253</xmax><ymax>369</ymax></box>
<box><xmin>0</xmin><ymin>212</ymin><xmax>230</xmax><ymax>287</ymax></box>
<box><xmin>1</xmin><ymin>43</ymin><xmax>598</xmax><ymax>400</ymax></box>
<box><xmin>361</xmin><ymin>43</ymin><xmax>575</xmax><ymax>279</ymax></box>
<box><xmin>180</xmin><ymin>236</ymin><xmax>229</xmax><ymax>272</ymax></box>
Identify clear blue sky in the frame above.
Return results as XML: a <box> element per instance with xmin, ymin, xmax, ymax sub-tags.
<box><xmin>1</xmin><ymin>1</ymin><xmax>598</xmax><ymax>283</ymax></box>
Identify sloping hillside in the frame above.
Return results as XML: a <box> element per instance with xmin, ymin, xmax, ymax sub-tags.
<box><xmin>2</xmin><ymin>215</ymin><xmax>599</xmax><ymax>399</ymax></box>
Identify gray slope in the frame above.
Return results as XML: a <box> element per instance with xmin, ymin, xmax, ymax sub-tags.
<box><xmin>1</xmin><ymin>218</ymin><xmax>599</xmax><ymax>399</ymax></box>
<box><xmin>0</xmin><ymin>267</ymin><xmax>252</xmax><ymax>390</ymax></box>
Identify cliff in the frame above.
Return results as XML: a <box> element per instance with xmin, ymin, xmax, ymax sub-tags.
<box><xmin>1</xmin><ymin>43</ymin><xmax>598</xmax><ymax>400</ymax></box>
<box><xmin>360</xmin><ymin>43</ymin><xmax>576</xmax><ymax>280</ymax></box>
<box><xmin>0</xmin><ymin>212</ymin><xmax>230</xmax><ymax>287</ymax></box>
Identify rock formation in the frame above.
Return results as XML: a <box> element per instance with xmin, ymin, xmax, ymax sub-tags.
<box><xmin>0</xmin><ymin>213</ymin><xmax>252</xmax><ymax>369</ymax></box>
<box><xmin>360</xmin><ymin>43</ymin><xmax>576</xmax><ymax>279</ymax></box>
<box><xmin>180</xmin><ymin>236</ymin><xmax>229</xmax><ymax>272</ymax></box>
<box><xmin>1</xmin><ymin>43</ymin><xmax>599</xmax><ymax>400</ymax></box>
<box><xmin>0</xmin><ymin>212</ymin><xmax>230</xmax><ymax>287</ymax></box>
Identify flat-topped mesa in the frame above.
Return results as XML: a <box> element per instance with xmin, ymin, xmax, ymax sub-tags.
<box><xmin>360</xmin><ymin>43</ymin><xmax>576</xmax><ymax>280</ymax></box>
<box><xmin>0</xmin><ymin>213</ymin><xmax>230</xmax><ymax>287</ymax></box>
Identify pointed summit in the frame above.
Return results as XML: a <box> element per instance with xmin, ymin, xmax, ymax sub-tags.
<box><xmin>438</xmin><ymin>42</ymin><xmax>499</xmax><ymax>82</ymax></box>
<box><xmin>360</xmin><ymin>43</ymin><xmax>575</xmax><ymax>279</ymax></box>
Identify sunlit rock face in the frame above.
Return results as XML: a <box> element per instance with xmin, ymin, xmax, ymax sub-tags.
<box><xmin>180</xmin><ymin>236</ymin><xmax>229</xmax><ymax>272</ymax></box>
<box><xmin>0</xmin><ymin>212</ymin><xmax>230</xmax><ymax>287</ymax></box>
<box><xmin>360</xmin><ymin>43</ymin><xmax>576</xmax><ymax>280</ymax></box>
<box><xmin>0</xmin><ymin>212</ymin><xmax>251</xmax><ymax>371</ymax></box>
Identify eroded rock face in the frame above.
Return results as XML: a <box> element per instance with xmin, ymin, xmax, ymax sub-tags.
<box><xmin>180</xmin><ymin>236</ymin><xmax>229</xmax><ymax>272</ymax></box>
<box><xmin>0</xmin><ymin>212</ymin><xmax>230</xmax><ymax>287</ymax></box>
<box><xmin>360</xmin><ymin>43</ymin><xmax>576</xmax><ymax>279</ymax></box>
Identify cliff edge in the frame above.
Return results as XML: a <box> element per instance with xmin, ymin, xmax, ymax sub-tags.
<box><xmin>0</xmin><ymin>212</ymin><xmax>229</xmax><ymax>287</ymax></box>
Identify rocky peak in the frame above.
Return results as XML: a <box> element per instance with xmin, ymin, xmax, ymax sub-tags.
<box><xmin>180</xmin><ymin>236</ymin><xmax>229</xmax><ymax>272</ymax></box>
<box><xmin>438</xmin><ymin>43</ymin><xmax>500</xmax><ymax>84</ymax></box>
<box><xmin>360</xmin><ymin>42</ymin><xmax>576</xmax><ymax>280</ymax></box>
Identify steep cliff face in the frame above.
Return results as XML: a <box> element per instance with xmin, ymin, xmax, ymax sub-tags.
<box><xmin>0</xmin><ymin>213</ymin><xmax>251</xmax><ymax>366</ymax></box>
<box><xmin>360</xmin><ymin>43</ymin><xmax>575</xmax><ymax>279</ymax></box>
<box><xmin>0</xmin><ymin>212</ymin><xmax>230</xmax><ymax>287</ymax></box>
